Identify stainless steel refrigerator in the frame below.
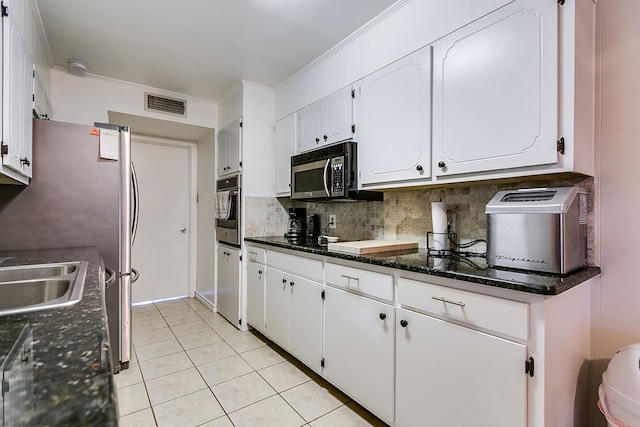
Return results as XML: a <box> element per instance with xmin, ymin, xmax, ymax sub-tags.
<box><xmin>0</xmin><ymin>119</ymin><xmax>137</xmax><ymax>373</ymax></box>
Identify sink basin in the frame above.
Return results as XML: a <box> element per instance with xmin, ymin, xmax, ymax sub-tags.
<box><xmin>0</xmin><ymin>261</ymin><xmax>88</xmax><ymax>317</ymax></box>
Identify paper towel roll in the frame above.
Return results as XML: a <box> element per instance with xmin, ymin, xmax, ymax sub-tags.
<box><xmin>431</xmin><ymin>201</ymin><xmax>448</xmax><ymax>251</ymax></box>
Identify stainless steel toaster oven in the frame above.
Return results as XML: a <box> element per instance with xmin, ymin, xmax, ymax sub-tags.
<box><xmin>485</xmin><ymin>187</ymin><xmax>588</xmax><ymax>274</ymax></box>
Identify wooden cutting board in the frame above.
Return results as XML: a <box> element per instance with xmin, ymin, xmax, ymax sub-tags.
<box><xmin>327</xmin><ymin>240</ymin><xmax>418</xmax><ymax>255</ymax></box>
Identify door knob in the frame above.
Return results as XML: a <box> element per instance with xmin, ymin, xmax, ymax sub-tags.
<box><xmin>180</xmin><ymin>228</ymin><xmax>187</xmax><ymax>233</ymax></box>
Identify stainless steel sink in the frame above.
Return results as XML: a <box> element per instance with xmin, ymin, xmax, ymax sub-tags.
<box><xmin>0</xmin><ymin>261</ymin><xmax>88</xmax><ymax>316</ymax></box>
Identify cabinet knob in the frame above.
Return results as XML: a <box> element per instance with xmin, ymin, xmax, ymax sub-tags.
<box><xmin>289</xmin><ymin>281</ymin><xmax>295</xmax><ymax>287</ymax></box>
<box><xmin>416</xmin><ymin>165</ymin><xmax>423</xmax><ymax>172</ymax></box>
<box><xmin>323</xmin><ymin>135</ymin><xmax>328</xmax><ymax>141</ymax></box>
<box><xmin>20</xmin><ymin>157</ymin><xmax>30</xmax><ymax>167</ymax></box>
<box><xmin>400</xmin><ymin>319</ymin><xmax>408</xmax><ymax>328</ymax></box>
<box><xmin>438</xmin><ymin>161</ymin><xmax>446</xmax><ymax>169</ymax></box>
<box><xmin>315</xmin><ymin>137</ymin><xmax>320</xmax><ymax>143</ymax></box>
<box><xmin>258</xmin><ymin>270</ymin><xmax>263</xmax><ymax>275</ymax></box>
<box><xmin>379</xmin><ymin>313</ymin><xmax>387</xmax><ymax>320</ymax></box>
<box><xmin>282</xmin><ymin>278</ymin><xmax>287</xmax><ymax>284</ymax></box>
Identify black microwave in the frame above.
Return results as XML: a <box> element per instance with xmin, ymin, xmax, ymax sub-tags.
<box><xmin>290</xmin><ymin>141</ymin><xmax>382</xmax><ymax>201</ymax></box>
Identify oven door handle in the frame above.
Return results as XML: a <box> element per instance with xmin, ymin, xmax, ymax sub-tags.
<box><xmin>323</xmin><ymin>159</ymin><xmax>331</xmax><ymax>197</ymax></box>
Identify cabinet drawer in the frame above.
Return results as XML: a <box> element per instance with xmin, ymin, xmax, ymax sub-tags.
<box><xmin>267</xmin><ymin>249</ymin><xmax>323</xmax><ymax>281</ymax></box>
<box><xmin>325</xmin><ymin>263</ymin><xmax>393</xmax><ymax>302</ymax></box>
<box><xmin>397</xmin><ymin>278</ymin><xmax>528</xmax><ymax>340</ymax></box>
<box><xmin>246</xmin><ymin>245</ymin><xmax>266</xmax><ymax>264</ymax></box>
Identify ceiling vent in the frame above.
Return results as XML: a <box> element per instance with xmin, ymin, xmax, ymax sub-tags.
<box><xmin>144</xmin><ymin>92</ymin><xmax>187</xmax><ymax>117</ymax></box>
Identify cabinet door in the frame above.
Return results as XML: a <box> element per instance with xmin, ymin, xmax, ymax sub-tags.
<box><xmin>357</xmin><ymin>47</ymin><xmax>432</xmax><ymax>186</ymax></box>
<box><xmin>2</xmin><ymin>0</ymin><xmax>30</xmax><ymax>176</ymax></box>
<box><xmin>297</xmin><ymin>100</ymin><xmax>323</xmax><ymax>152</ymax></box>
<box><xmin>324</xmin><ymin>286</ymin><xmax>395</xmax><ymax>424</ymax></box>
<box><xmin>432</xmin><ymin>0</ymin><xmax>558</xmax><ymax>177</ymax></box>
<box><xmin>395</xmin><ymin>308</ymin><xmax>527</xmax><ymax>427</ymax></box>
<box><xmin>246</xmin><ymin>262</ymin><xmax>265</xmax><ymax>334</ymax></box>
<box><xmin>264</xmin><ymin>267</ymin><xmax>290</xmax><ymax>349</ymax></box>
<box><xmin>226</xmin><ymin>119</ymin><xmax>241</xmax><ymax>175</ymax></box>
<box><xmin>217</xmin><ymin>126</ymin><xmax>229</xmax><ymax>175</ymax></box>
<box><xmin>216</xmin><ymin>246</ymin><xmax>241</xmax><ymax>327</ymax></box>
<box><xmin>274</xmin><ymin>114</ymin><xmax>295</xmax><ymax>196</ymax></box>
<box><xmin>323</xmin><ymin>86</ymin><xmax>353</xmax><ymax>145</ymax></box>
<box><xmin>288</xmin><ymin>275</ymin><xmax>323</xmax><ymax>373</ymax></box>
<box><xmin>217</xmin><ymin>119</ymin><xmax>241</xmax><ymax>176</ymax></box>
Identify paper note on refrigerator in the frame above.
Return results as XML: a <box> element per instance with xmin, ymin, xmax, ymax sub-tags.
<box><xmin>99</xmin><ymin>128</ymin><xmax>119</xmax><ymax>160</ymax></box>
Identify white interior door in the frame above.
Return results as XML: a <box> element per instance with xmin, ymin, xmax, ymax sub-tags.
<box><xmin>132</xmin><ymin>141</ymin><xmax>191</xmax><ymax>303</ymax></box>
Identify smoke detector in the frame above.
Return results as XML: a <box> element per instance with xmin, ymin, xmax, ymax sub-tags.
<box><xmin>67</xmin><ymin>59</ymin><xmax>88</xmax><ymax>76</ymax></box>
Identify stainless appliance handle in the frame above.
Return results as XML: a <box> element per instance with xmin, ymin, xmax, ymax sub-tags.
<box><xmin>131</xmin><ymin>268</ymin><xmax>140</xmax><ymax>283</ymax></box>
<box><xmin>131</xmin><ymin>161</ymin><xmax>140</xmax><ymax>246</ymax></box>
<box><xmin>105</xmin><ymin>268</ymin><xmax>117</xmax><ymax>289</ymax></box>
<box><xmin>323</xmin><ymin>158</ymin><xmax>331</xmax><ymax>197</ymax></box>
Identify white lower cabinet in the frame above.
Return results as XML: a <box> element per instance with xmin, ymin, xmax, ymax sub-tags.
<box><xmin>216</xmin><ymin>245</ymin><xmax>241</xmax><ymax>327</ymax></box>
<box><xmin>264</xmin><ymin>262</ymin><xmax>323</xmax><ymax>373</ymax></box>
<box><xmin>246</xmin><ymin>261</ymin><xmax>265</xmax><ymax>334</ymax></box>
<box><xmin>323</xmin><ymin>286</ymin><xmax>394</xmax><ymax>424</ymax></box>
<box><xmin>395</xmin><ymin>307</ymin><xmax>527</xmax><ymax>427</ymax></box>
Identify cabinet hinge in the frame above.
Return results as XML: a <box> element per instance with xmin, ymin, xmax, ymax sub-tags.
<box><xmin>351</xmin><ymin>88</ymin><xmax>355</xmax><ymax>99</ymax></box>
<box><xmin>557</xmin><ymin>137</ymin><xmax>565</xmax><ymax>155</ymax></box>
<box><xmin>239</xmin><ymin>255</ymin><xmax>242</xmax><ymax>261</ymax></box>
<box><xmin>239</xmin><ymin>318</ymin><xmax>242</xmax><ymax>325</ymax></box>
<box><xmin>321</xmin><ymin>358</ymin><xmax>325</xmax><ymax>368</ymax></box>
<box><xmin>558</xmin><ymin>0</ymin><xmax>565</xmax><ymax>5</ymax></box>
<box><xmin>525</xmin><ymin>357</ymin><xmax>535</xmax><ymax>377</ymax></box>
<box><xmin>239</xmin><ymin>161</ymin><xmax>242</xmax><ymax>168</ymax></box>
<box><xmin>32</xmin><ymin>94</ymin><xmax>35</xmax><ymax>102</ymax></box>
<box><xmin>239</xmin><ymin>121</ymin><xmax>243</xmax><ymax>128</ymax></box>
<box><xmin>351</xmin><ymin>124</ymin><xmax>356</xmax><ymax>134</ymax></box>
<box><xmin>1</xmin><ymin>2</ymin><xmax>8</xmax><ymax>17</ymax></box>
<box><xmin>1</xmin><ymin>380</ymin><xmax>8</xmax><ymax>394</ymax></box>
<box><xmin>1</xmin><ymin>143</ymin><xmax>8</xmax><ymax>157</ymax></box>
<box><xmin>321</xmin><ymin>290</ymin><xmax>325</xmax><ymax>300</ymax></box>
<box><xmin>33</xmin><ymin>70</ymin><xmax>35</xmax><ymax>78</ymax></box>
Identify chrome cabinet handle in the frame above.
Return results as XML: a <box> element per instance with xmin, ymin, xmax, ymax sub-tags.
<box><xmin>340</xmin><ymin>274</ymin><xmax>359</xmax><ymax>282</ymax></box>
<box><xmin>432</xmin><ymin>296</ymin><xmax>466</xmax><ymax>308</ymax></box>
<box><xmin>180</xmin><ymin>227</ymin><xmax>187</xmax><ymax>233</ymax></box>
<box><xmin>248</xmin><ymin>251</ymin><xmax>257</xmax><ymax>256</ymax></box>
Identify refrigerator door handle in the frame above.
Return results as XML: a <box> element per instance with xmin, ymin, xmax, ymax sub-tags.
<box><xmin>131</xmin><ymin>268</ymin><xmax>140</xmax><ymax>283</ymax></box>
<box><xmin>131</xmin><ymin>161</ymin><xmax>140</xmax><ymax>246</ymax></box>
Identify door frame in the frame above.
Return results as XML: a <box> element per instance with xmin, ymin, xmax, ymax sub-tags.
<box><xmin>131</xmin><ymin>134</ymin><xmax>198</xmax><ymax>299</ymax></box>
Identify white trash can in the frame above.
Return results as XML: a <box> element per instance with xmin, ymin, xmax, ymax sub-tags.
<box><xmin>598</xmin><ymin>343</ymin><xmax>640</xmax><ymax>427</ymax></box>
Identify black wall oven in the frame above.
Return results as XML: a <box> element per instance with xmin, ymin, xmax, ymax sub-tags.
<box><xmin>216</xmin><ymin>174</ymin><xmax>241</xmax><ymax>246</ymax></box>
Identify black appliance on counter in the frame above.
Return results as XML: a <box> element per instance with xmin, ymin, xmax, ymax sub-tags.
<box><xmin>285</xmin><ymin>208</ymin><xmax>307</xmax><ymax>242</ymax></box>
<box><xmin>307</xmin><ymin>213</ymin><xmax>320</xmax><ymax>244</ymax></box>
<box><xmin>290</xmin><ymin>141</ymin><xmax>383</xmax><ymax>201</ymax></box>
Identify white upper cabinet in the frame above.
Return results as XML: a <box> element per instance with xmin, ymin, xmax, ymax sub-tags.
<box><xmin>356</xmin><ymin>46</ymin><xmax>432</xmax><ymax>187</ymax></box>
<box><xmin>274</xmin><ymin>113</ymin><xmax>296</xmax><ymax>196</ymax></box>
<box><xmin>297</xmin><ymin>86</ymin><xmax>353</xmax><ymax>153</ymax></box>
<box><xmin>2</xmin><ymin>0</ymin><xmax>35</xmax><ymax>182</ymax></box>
<box><xmin>217</xmin><ymin>118</ymin><xmax>241</xmax><ymax>177</ymax></box>
<box><xmin>432</xmin><ymin>0</ymin><xmax>558</xmax><ymax>177</ymax></box>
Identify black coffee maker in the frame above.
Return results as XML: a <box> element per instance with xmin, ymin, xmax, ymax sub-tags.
<box><xmin>284</xmin><ymin>208</ymin><xmax>307</xmax><ymax>242</ymax></box>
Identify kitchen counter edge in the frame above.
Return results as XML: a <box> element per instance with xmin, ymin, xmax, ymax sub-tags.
<box><xmin>244</xmin><ymin>237</ymin><xmax>601</xmax><ymax>295</ymax></box>
<box><xmin>0</xmin><ymin>246</ymin><xmax>117</xmax><ymax>426</ymax></box>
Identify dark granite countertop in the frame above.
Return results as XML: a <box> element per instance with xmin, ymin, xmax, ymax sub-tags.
<box><xmin>245</xmin><ymin>237</ymin><xmax>601</xmax><ymax>295</ymax></box>
<box><xmin>0</xmin><ymin>247</ymin><xmax>117</xmax><ymax>426</ymax></box>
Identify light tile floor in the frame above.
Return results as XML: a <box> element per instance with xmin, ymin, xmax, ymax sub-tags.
<box><xmin>116</xmin><ymin>297</ymin><xmax>389</xmax><ymax>427</ymax></box>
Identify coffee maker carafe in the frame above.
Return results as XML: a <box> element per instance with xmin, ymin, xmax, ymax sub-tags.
<box><xmin>285</xmin><ymin>208</ymin><xmax>307</xmax><ymax>242</ymax></box>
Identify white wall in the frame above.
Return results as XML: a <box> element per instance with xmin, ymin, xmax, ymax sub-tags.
<box><xmin>49</xmin><ymin>67</ymin><xmax>218</xmax><ymax>128</ymax></box>
<box><xmin>595</xmin><ymin>0</ymin><xmax>640</xmax><ymax>358</ymax></box>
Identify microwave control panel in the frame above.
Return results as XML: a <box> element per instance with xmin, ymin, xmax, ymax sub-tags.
<box><xmin>330</xmin><ymin>156</ymin><xmax>345</xmax><ymax>197</ymax></box>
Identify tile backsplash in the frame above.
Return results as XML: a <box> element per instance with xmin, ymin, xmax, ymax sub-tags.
<box><xmin>244</xmin><ymin>175</ymin><xmax>596</xmax><ymax>263</ymax></box>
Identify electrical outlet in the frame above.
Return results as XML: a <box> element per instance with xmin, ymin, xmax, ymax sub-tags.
<box><xmin>329</xmin><ymin>214</ymin><xmax>337</xmax><ymax>229</ymax></box>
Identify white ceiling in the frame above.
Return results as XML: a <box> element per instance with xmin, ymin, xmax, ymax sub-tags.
<box><xmin>36</xmin><ymin>0</ymin><xmax>398</xmax><ymax>102</ymax></box>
